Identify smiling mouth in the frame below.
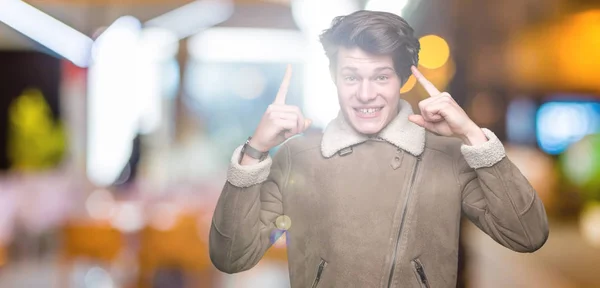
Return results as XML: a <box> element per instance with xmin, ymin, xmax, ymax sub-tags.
<box><xmin>354</xmin><ymin>107</ymin><xmax>383</xmax><ymax>115</ymax></box>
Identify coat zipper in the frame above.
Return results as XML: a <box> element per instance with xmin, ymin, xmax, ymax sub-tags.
<box><xmin>412</xmin><ymin>259</ymin><xmax>430</xmax><ymax>288</ymax></box>
<box><xmin>387</xmin><ymin>155</ymin><xmax>421</xmax><ymax>288</ymax></box>
<box><xmin>311</xmin><ymin>259</ymin><xmax>327</xmax><ymax>288</ymax></box>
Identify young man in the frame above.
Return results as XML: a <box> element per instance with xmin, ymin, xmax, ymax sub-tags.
<box><xmin>209</xmin><ymin>10</ymin><xmax>548</xmax><ymax>288</ymax></box>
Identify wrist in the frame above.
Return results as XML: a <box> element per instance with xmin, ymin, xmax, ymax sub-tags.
<box><xmin>248</xmin><ymin>137</ymin><xmax>270</xmax><ymax>153</ymax></box>
<box><xmin>239</xmin><ymin>136</ymin><xmax>270</xmax><ymax>165</ymax></box>
<box><xmin>460</xmin><ymin>124</ymin><xmax>487</xmax><ymax>146</ymax></box>
<box><xmin>240</xmin><ymin>153</ymin><xmax>262</xmax><ymax>166</ymax></box>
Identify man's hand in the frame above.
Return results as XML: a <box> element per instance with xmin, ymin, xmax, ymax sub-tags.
<box><xmin>407</xmin><ymin>66</ymin><xmax>487</xmax><ymax>146</ymax></box>
<box><xmin>247</xmin><ymin>64</ymin><xmax>311</xmax><ymax>154</ymax></box>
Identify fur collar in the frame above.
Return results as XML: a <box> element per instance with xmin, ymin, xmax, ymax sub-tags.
<box><xmin>321</xmin><ymin>99</ymin><xmax>426</xmax><ymax>158</ymax></box>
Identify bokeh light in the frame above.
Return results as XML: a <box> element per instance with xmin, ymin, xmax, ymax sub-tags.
<box><xmin>84</xmin><ymin>266</ymin><xmax>115</xmax><ymax>288</ymax></box>
<box><xmin>400</xmin><ymin>75</ymin><xmax>416</xmax><ymax>94</ymax></box>
<box><xmin>365</xmin><ymin>0</ymin><xmax>410</xmax><ymax>16</ymax></box>
<box><xmin>148</xmin><ymin>202</ymin><xmax>181</xmax><ymax>231</ymax></box>
<box><xmin>560</xmin><ymin>134</ymin><xmax>600</xmax><ymax>198</ymax></box>
<box><xmin>554</xmin><ymin>10</ymin><xmax>600</xmax><ymax>91</ymax></box>
<box><xmin>536</xmin><ymin>101</ymin><xmax>600</xmax><ymax>155</ymax></box>
<box><xmin>231</xmin><ymin>66</ymin><xmax>267</xmax><ymax>100</ymax></box>
<box><xmin>110</xmin><ymin>202</ymin><xmax>144</xmax><ymax>233</ymax></box>
<box><xmin>506</xmin><ymin>10</ymin><xmax>600</xmax><ymax>92</ymax></box>
<box><xmin>580</xmin><ymin>202</ymin><xmax>600</xmax><ymax>248</ymax></box>
<box><xmin>291</xmin><ymin>0</ymin><xmax>359</xmax><ymax>35</ymax></box>
<box><xmin>469</xmin><ymin>91</ymin><xmax>501</xmax><ymax>127</ymax></box>
<box><xmin>86</xmin><ymin>189</ymin><xmax>116</xmax><ymax>220</ymax></box>
<box><xmin>418</xmin><ymin>35</ymin><xmax>450</xmax><ymax>70</ymax></box>
<box><xmin>506</xmin><ymin>98</ymin><xmax>538</xmax><ymax>145</ymax></box>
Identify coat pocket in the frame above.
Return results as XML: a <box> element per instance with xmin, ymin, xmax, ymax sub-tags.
<box><xmin>411</xmin><ymin>258</ymin><xmax>430</xmax><ymax>288</ymax></box>
<box><xmin>311</xmin><ymin>258</ymin><xmax>328</xmax><ymax>288</ymax></box>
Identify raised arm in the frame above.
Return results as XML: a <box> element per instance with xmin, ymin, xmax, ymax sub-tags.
<box><xmin>209</xmin><ymin>65</ymin><xmax>310</xmax><ymax>272</ymax></box>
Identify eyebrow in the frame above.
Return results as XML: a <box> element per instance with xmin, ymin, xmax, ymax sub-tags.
<box><xmin>374</xmin><ymin>67</ymin><xmax>395</xmax><ymax>73</ymax></box>
<box><xmin>340</xmin><ymin>66</ymin><xmax>396</xmax><ymax>73</ymax></box>
<box><xmin>340</xmin><ymin>67</ymin><xmax>358</xmax><ymax>72</ymax></box>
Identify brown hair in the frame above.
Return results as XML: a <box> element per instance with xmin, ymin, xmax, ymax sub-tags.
<box><xmin>319</xmin><ymin>10</ymin><xmax>420</xmax><ymax>85</ymax></box>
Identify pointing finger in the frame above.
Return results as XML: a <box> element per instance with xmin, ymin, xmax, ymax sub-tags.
<box><xmin>274</xmin><ymin>64</ymin><xmax>292</xmax><ymax>105</ymax></box>
<box><xmin>411</xmin><ymin>65</ymin><xmax>441</xmax><ymax>97</ymax></box>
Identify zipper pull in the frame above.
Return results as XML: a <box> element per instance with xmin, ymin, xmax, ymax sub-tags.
<box><xmin>413</xmin><ymin>260</ymin><xmax>430</xmax><ymax>288</ymax></box>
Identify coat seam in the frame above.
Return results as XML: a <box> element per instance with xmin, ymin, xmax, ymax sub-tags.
<box><xmin>493</xmin><ymin>164</ymin><xmax>533</xmax><ymax>249</ymax></box>
<box><xmin>519</xmin><ymin>187</ymin><xmax>537</xmax><ymax>216</ymax></box>
<box><xmin>425</xmin><ymin>146</ymin><xmax>454</xmax><ymax>159</ymax></box>
<box><xmin>227</xmin><ymin>187</ymin><xmax>241</xmax><ymax>271</ymax></box>
<box><xmin>290</xmin><ymin>144</ymin><xmax>320</xmax><ymax>157</ymax></box>
<box><xmin>282</xmin><ymin>144</ymin><xmax>292</xmax><ymax>194</ymax></box>
<box><xmin>461</xmin><ymin>200</ymin><xmax>485</xmax><ymax>212</ymax></box>
<box><xmin>453</xmin><ymin>151</ymin><xmax>460</xmax><ymax>192</ymax></box>
<box><xmin>212</xmin><ymin>217</ymin><xmax>232</xmax><ymax>239</ymax></box>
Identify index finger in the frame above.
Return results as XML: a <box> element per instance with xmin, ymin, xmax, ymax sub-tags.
<box><xmin>411</xmin><ymin>66</ymin><xmax>441</xmax><ymax>97</ymax></box>
<box><xmin>273</xmin><ymin>64</ymin><xmax>292</xmax><ymax>105</ymax></box>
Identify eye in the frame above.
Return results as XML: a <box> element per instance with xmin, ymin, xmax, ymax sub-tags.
<box><xmin>376</xmin><ymin>75</ymin><xmax>389</xmax><ymax>81</ymax></box>
<box><xmin>344</xmin><ymin>76</ymin><xmax>357</xmax><ymax>82</ymax></box>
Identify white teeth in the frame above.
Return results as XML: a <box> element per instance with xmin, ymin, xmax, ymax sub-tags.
<box><xmin>357</xmin><ymin>108</ymin><xmax>381</xmax><ymax>114</ymax></box>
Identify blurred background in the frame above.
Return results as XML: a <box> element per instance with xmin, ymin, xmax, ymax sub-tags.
<box><xmin>0</xmin><ymin>0</ymin><xmax>599</xmax><ymax>287</ymax></box>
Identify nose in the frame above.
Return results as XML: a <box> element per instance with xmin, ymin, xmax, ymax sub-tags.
<box><xmin>357</xmin><ymin>81</ymin><xmax>377</xmax><ymax>103</ymax></box>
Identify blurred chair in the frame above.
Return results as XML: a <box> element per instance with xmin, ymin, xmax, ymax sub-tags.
<box><xmin>62</xmin><ymin>221</ymin><xmax>123</xmax><ymax>262</ymax></box>
<box><xmin>137</xmin><ymin>213</ymin><xmax>214</xmax><ymax>288</ymax></box>
<box><xmin>0</xmin><ymin>243</ymin><xmax>6</xmax><ymax>269</ymax></box>
<box><xmin>59</xmin><ymin>221</ymin><xmax>124</xmax><ymax>287</ymax></box>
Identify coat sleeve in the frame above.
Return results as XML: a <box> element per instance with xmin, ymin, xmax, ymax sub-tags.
<box><xmin>457</xmin><ymin>128</ymin><xmax>549</xmax><ymax>252</ymax></box>
<box><xmin>209</xmin><ymin>143</ymin><xmax>290</xmax><ymax>273</ymax></box>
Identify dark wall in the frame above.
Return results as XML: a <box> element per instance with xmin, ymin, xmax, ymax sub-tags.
<box><xmin>0</xmin><ymin>50</ymin><xmax>61</xmax><ymax>170</ymax></box>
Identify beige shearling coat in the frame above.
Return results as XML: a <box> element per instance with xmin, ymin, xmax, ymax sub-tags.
<box><xmin>209</xmin><ymin>99</ymin><xmax>549</xmax><ymax>288</ymax></box>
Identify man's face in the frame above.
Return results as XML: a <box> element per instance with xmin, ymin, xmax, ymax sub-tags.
<box><xmin>333</xmin><ymin>47</ymin><xmax>402</xmax><ymax>135</ymax></box>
